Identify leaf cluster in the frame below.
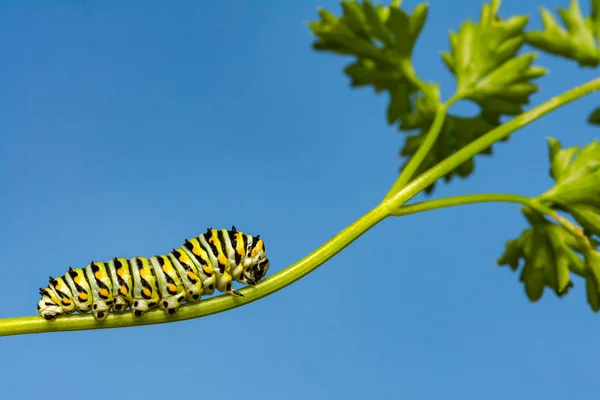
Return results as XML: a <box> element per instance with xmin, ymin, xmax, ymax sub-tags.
<box><xmin>310</xmin><ymin>0</ymin><xmax>600</xmax><ymax>312</ymax></box>
<box><xmin>308</xmin><ymin>0</ymin><xmax>428</xmax><ymax>120</ymax></box>
<box><xmin>309</xmin><ymin>0</ymin><xmax>545</xmax><ymax>193</ymax></box>
<box><xmin>498</xmin><ymin>138</ymin><xmax>600</xmax><ymax>310</ymax></box>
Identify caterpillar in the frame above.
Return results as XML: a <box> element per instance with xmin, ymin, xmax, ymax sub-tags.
<box><xmin>37</xmin><ymin>226</ymin><xmax>269</xmax><ymax>321</ymax></box>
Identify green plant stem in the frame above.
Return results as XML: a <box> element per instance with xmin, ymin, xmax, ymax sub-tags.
<box><xmin>392</xmin><ymin>194</ymin><xmax>591</xmax><ymax>244</ymax></box>
<box><xmin>391</xmin><ymin>193</ymin><xmax>538</xmax><ymax>216</ymax></box>
<box><xmin>1</xmin><ymin>76</ymin><xmax>599</xmax><ymax>337</ymax></box>
<box><xmin>383</xmin><ymin>95</ymin><xmax>459</xmax><ymax>200</ymax></box>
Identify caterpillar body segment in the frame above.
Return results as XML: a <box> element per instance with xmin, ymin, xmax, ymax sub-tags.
<box><xmin>130</xmin><ymin>257</ymin><xmax>161</xmax><ymax>318</ymax></box>
<box><xmin>64</xmin><ymin>267</ymin><xmax>93</xmax><ymax>312</ymax></box>
<box><xmin>37</xmin><ymin>226</ymin><xmax>270</xmax><ymax>321</ymax></box>
<box><xmin>107</xmin><ymin>258</ymin><xmax>133</xmax><ymax>312</ymax></box>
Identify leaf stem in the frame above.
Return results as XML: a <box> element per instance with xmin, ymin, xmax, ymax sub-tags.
<box><xmin>391</xmin><ymin>193</ymin><xmax>593</xmax><ymax>248</ymax></box>
<box><xmin>1</xmin><ymin>78</ymin><xmax>598</xmax><ymax>337</ymax></box>
<box><xmin>391</xmin><ymin>193</ymin><xmax>538</xmax><ymax>216</ymax></box>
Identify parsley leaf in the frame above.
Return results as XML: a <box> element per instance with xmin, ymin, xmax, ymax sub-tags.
<box><xmin>497</xmin><ymin>138</ymin><xmax>600</xmax><ymax>311</ymax></box>
<box><xmin>308</xmin><ymin>0</ymin><xmax>430</xmax><ymax>124</ymax></box>
<box><xmin>525</xmin><ymin>0</ymin><xmax>600</xmax><ymax>67</ymax></box>
<box><xmin>399</xmin><ymin>0</ymin><xmax>545</xmax><ymax>192</ymax></box>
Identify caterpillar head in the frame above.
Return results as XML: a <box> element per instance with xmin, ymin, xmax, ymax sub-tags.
<box><xmin>243</xmin><ymin>258</ymin><xmax>270</xmax><ymax>285</ymax></box>
<box><xmin>239</xmin><ymin>235</ymin><xmax>270</xmax><ymax>285</ymax></box>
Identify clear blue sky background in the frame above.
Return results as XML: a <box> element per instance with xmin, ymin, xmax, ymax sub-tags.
<box><xmin>1</xmin><ymin>0</ymin><xmax>599</xmax><ymax>398</ymax></box>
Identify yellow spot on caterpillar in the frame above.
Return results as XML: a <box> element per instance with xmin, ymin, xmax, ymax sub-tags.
<box><xmin>202</xmin><ymin>265</ymin><xmax>213</xmax><ymax>275</ymax></box>
<box><xmin>251</xmin><ymin>241</ymin><xmax>264</xmax><ymax>257</ymax></box>
<box><xmin>218</xmin><ymin>254</ymin><xmax>227</xmax><ymax>265</ymax></box>
<box><xmin>62</xmin><ymin>298</ymin><xmax>71</xmax><ymax>306</ymax></box>
<box><xmin>168</xmin><ymin>283</ymin><xmax>177</xmax><ymax>292</ymax></box>
<box><xmin>187</xmin><ymin>271</ymin><xmax>198</xmax><ymax>281</ymax></box>
<box><xmin>179</xmin><ymin>254</ymin><xmax>190</xmax><ymax>263</ymax></box>
<box><xmin>99</xmin><ymin>288</ymin><xmax>109</xmax><ymax>298</ymax></box>
<box><xmin>140</xmin><ymin>268</ymin><xmax>148</xmax><ymax>278</ymax></box>
<box><xmin>191</xmin><ymin>243</ymin><xmax>201</xmax><ymax>256</ymax></box>
<box><xmin>236</xmin><ymin>235</ymin><xmax>245</xmax><ymax>255</ymax></box>
<box><xmin>143</xmin><ymin>288</ymin><xmax>152</xmax><ymax>298</ymax></box>
<box><xmin>120</xmin><ymin>286</ymin><xmax>128</xmax><ymax>295</ymax></box>
<box><xmin>74</xmin><ymin>275</ymin><xmax>82</xmax><ymax>284</ymax></box>
<box><xmin>79</xmin><ymin>293</ymin><xmax>88</xmax><ymax>301</ymax></box>
<box><xmin>162</xmin><ymin>264</ymin><xmax>172</xmax><ymax>274</ymax></box>
<box><xmin>117</xmin><ymin>267</ymin><xmax>124</xmax><ymax>276</ymax></box>
<box><xmin>56</xmin><ymin>283</ymin><xmax>63</xmax><ymax>290</ymax></box>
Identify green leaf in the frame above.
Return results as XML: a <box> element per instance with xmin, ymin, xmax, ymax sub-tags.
<box><xmin>308</xmin><ymin>1</ymin><xmax>430</xmax><ymax>122</ymax></box>
<box><xmin>588</xmin><ymin>107</ymin><xmax>600</xmax><ymax>125</ymax></box>
<box><xmin>525</xmin><ymin>0</ymin><xmax>600</xmax><ymax>67</ymax></box>
<box><xmin>547</xmin><ymin>137</ymin><xmax>578</xmax><ymax>181</ymax></box>
<box><xmin>586</xmin><ymin>277</ymin><xmax>600</xmax><ymax>311</ymax></box>
<box><xmin>497</xmin><ymin>138</ymin><xmax>600</xmax><ymax>311</ymax></box>
<box><xmin>495</xmin><ymin>207</ymin><xmax>596</xmax><ymax>304</ymax></box>
<box><xmin>442</xmin><ymin>0</ymin><xmax>546</xmax><ymax>113</ymax></box>
<box><xmin>542</xmin><ymin>138</ymin><xmax>600</xmax><ymax>210</ymax></box>
<box><xmin>584</xmin><ymin>248</ymin><xmax>600</xmax><ymax>311</ymax></box>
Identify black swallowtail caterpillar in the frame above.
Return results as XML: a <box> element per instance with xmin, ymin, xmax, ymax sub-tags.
<box><xmin>37</xmin><ymin>226</ymin><xmax>269</xmax><ymax>320</ymax></box>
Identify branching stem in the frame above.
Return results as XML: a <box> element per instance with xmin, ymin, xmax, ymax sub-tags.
<box><xmin>392</xmin><ymin>194</ymin><xmax>593</xmax><ymax>247</ymax></box>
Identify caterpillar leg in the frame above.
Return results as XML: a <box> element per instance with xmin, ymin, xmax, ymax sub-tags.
<box><xmin>91</xmin><ymin>301</ymin><xmax>112</xmax><ymax>320</ymax></box>
<box><xmin>112</xmin><ymin>296</ymin><xmax>130</xmax><ymax>312</ymax></box>
<box><xmin>159</xmin><ymin>295</ymin><xmax>185</xmax><ymax>315</ymax></box>
<box><xmin>131</xmin><ymin>299</ymin><xmax>156</xmax><ymax>317</ymax></box>
<box><xmin>217</xmin><ymin>271</ymin><xmax>244</xmax><ymax>297</ymax></box>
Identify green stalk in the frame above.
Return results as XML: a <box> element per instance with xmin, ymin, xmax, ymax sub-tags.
<box><xmin>392</xmin><ymin>194</ymin><xmax>590</xmax><ymax>244</ymax></box>
<box><xmin>1</xmin><ymin>76</ymin><xmax>599</xmax><ymax>337</ymax></box>
<box><xmin>391</xmin><ymin>193</ymin><xmax>538</xmax><ymax>216</ymax></box>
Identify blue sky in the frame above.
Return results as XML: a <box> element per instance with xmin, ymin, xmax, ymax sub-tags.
<box><xmin>1</xmin><ymin>0</ymin><xmax>599</xmax><ymax>398</ymax></box>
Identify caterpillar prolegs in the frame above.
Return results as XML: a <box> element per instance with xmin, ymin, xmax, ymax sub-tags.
<box><xmin>37</xmin><ymin>226</ymin><xmax>269</xmax><ymax>320</ymax></box>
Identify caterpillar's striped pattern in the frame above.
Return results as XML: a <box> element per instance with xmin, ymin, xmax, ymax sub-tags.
<box><xmin>37</xmin><ymin>226</ymin><xmax>269</xmax><ymax>320</ymax></box>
